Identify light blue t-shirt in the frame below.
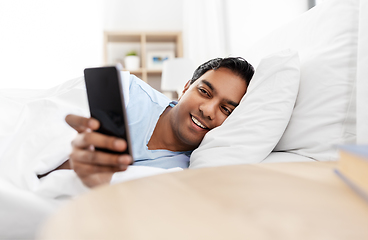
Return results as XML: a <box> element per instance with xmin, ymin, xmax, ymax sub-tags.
<box><xmin>126</xmin><ymin>75</ymin><xmax>191</xmax><ymax>169</ymax></box>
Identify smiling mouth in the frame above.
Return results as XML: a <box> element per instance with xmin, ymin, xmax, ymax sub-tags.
<box><xmin>191</xmin><ymin>115</ymin><xmax>208</xmax><ymax>129</ymax></box>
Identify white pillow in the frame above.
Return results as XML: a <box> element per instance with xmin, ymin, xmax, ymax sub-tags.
<box><xmin>190</xmin><ymin>49</ymin><xmax>300</xmax><ymax>168</ymax></box>
<box><xmin>244</xmin><ymin>0</ymin><xmax>358</xmax><ymax>161</ymax></box>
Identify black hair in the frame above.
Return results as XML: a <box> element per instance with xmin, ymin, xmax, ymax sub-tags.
<box><xmin>190</xmin><ymin>57</ymin><xmax>254</xmax><ymax>86</ymax></box>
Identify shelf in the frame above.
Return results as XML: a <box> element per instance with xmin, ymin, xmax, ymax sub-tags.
<box><xmin>128</xmin><ymin>69</ymin><xmax>162</xmax><ymax>75</ymax></box>
<box><xmin>104</xmin><ymin>31</ymin><xmax>183</xmax><ymax>84</ymax></box>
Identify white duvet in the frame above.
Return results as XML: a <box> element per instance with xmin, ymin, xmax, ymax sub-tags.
<box><xmin>0</xmin><ymin>77</ymin><xmax>89</xmax><ymax>239</ymax></box>
<box><xmin>0</xmin><ymin>75</ymin><xmax>182</xmax><ymax>239</ymax></box>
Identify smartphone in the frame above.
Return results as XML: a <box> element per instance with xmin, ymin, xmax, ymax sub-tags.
<box><xmin>84</xmin><ymin>66</ymin><xmax>132</xmax><ymax>156</ymax></box>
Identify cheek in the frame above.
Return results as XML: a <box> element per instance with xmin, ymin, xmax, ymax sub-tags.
<box><xmin>214</xmin><ymin>114</ymin><xmax>228</xmax><ymax>128</ymax></box>
<box><xmin>181</xmin><ymin>92</ymin><xmax>201</xmax><ymax>110</ymax></box>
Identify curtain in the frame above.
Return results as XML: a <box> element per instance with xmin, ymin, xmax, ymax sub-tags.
<box><xmin>357</xmin><ymin>0</ymin><xmax>368</xmax><ymax>144</ymax></box>
<box><xmin>182</xmin><ymin>0</ymin><xmax>227</xmax><ymax>66</ymax></box>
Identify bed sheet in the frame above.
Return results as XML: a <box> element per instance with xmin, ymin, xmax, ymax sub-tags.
<box><xmin>0</xmin><ymin>178</ymin><xmax>61</xmax><ymax>240</ymax></box>
<box><xmin>0</xmin><ymin>74</ymin><xmax>181</xmax><ymax>239</ymax></box>
<box><xmin>0</xmin><ymin>76</ymin><xmax>91</xmax><ymax>239</ymax></box>
<box><xmin>263</xmin><ymin>152</ymin><xmax>315</xmax><ymax>163</ymax></box>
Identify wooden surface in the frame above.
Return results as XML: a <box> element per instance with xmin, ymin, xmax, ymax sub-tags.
<box><xmin>38</xmin><ymin>162</ymin><xmax>368</xmax><ymax>240</ymax></box>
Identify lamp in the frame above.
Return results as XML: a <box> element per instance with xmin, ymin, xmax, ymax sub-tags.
<box><xmin>161</xmin><ymin>58</ymin><xmax>196</xmax><ymax>99</ymax></box>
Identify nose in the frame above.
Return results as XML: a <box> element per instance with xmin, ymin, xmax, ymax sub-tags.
<box><xmin>199</xmin><ymin>100</ymin><xmax>217</xmax><ymax>120</ymax></box>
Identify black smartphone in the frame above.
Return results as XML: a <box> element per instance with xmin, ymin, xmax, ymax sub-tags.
<box><xmin>84</xmin><ymin>66</ymin><xmax>132</xmax><ymax>156</ymax></box>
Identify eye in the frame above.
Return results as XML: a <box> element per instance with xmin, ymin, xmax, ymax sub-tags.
<box><xmin>221</xmin><ymin>106</ymin><xmax>232</xmax><ymax>116</ymax></box>
<box><xmin>198</xmin><ymin>87</ymin><xmax>210</xmax><ymax>97</ymax></box>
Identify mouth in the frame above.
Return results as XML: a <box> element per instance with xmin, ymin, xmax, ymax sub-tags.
<box><xmin>191</xmin><ymin>115</ymin><xmax>209</xmax><ymax>130</ymax></box>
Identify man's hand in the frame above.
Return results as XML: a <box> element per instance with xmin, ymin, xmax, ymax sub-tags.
<box><xmin>65</xmin><ymin>114</ymin><xmax>133</xmax><ymax>188</ymax></box>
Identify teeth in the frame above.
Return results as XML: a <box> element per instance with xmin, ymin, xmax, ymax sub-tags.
<box><xmin>191</xmin><ymin>116</ymin><xmax>207</xmax><ymax>129</ymax></box>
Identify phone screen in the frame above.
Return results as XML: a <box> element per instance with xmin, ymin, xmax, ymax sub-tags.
<box><xmin>84</xmin><ymin>66</ymin><xmax>132</xmax><ymax>155</ymax></box>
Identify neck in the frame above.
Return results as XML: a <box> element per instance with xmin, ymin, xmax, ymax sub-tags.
<box><xmin>147</xmin><ymin>106</ymin><xmax>195</xmax><ymax>152</ymax></box>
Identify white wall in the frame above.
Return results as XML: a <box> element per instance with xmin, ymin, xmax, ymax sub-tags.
<box><xmin>103</xmin><ymin>0</ymin><xmax>183</xmax><ymax>31</ymax></box>
<box><xmin>0</xmin><ymin>0</ymin><xmax>103</xmax><ymax>89</ymax></box>
<box><xmin>0</xmin><ymin>0</ymin><xmax>308</xmax><ymax>89</ymax></box>
<box><xmin>103</xmin><ymin>0</ymin><xmax>184</xmax><ymax>91</ymax></box>
<box><xmin>103</xmin><ymin>0</ymin><xmax>308</xmax><ymax>65</ymax></box>
<box><xmin>103</xmin><ymin>0</ymin><xmax>308</xmax><ymax>54</ymax></box>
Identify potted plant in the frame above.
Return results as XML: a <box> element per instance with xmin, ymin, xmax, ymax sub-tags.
<box><xmin>124</xmin><ymin>50</ymin><xmax>140</xmax><ymax>70</ymax></box>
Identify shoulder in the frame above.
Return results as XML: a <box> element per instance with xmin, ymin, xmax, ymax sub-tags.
<box><xmin>128</xmin><ymin>74</ymin><xmax>170</xmax><ymax>108</ymax></box>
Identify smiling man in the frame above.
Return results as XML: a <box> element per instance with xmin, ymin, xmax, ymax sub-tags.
<box><xmin>160</xmin><ymin>67</ymin><xmax>248</xmax><ymax>151</ymax></box>
<box><xmin>65</xmin><ymin>57</ymin><xmax>254</xmax><ymax>187</ymax></box>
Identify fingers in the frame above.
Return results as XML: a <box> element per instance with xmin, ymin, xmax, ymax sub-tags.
<box><xmin>72</xmin><ymin>131</ymin><xmax>128</xmax><ymax>152</ymax></box>
<box><xmin>71</xmin><ymin>159</ymin><xmax>128</xmax><ymax>178</ymax></box>
<box><xmin>70</xmin><ymin>149</ymin><xmax>132</xmax><ymax>187</ymax></box>
<box><xmin>65</xmin><ymin>114</ymin><xmax>100</xmax><ymax>133</ymax></box>
<box><xmin>66</xmin><ymin>114</ymin><xmax>126</xmax><ymax>152</ymax></box>
<box><xmin>70</xmin><ymin>147</ymin><xmax>132</xmax><ymax>167</ymax></box>
<box><xmin>66</xmin><ymin>114</ymin><xmax>133</xmax><ymax>188</ymax></box>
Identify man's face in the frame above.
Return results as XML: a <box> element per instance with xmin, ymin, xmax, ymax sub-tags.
<box><xmin>170</xmin><ymin>67</ymin><xmax>247</xmax><ymax>149</ymax></box>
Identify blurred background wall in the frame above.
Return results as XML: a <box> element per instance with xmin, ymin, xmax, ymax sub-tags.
<box><xmin>0</xmin><ymin>0</ymin><xmax>310</xmax><ymax>89</ymax></box>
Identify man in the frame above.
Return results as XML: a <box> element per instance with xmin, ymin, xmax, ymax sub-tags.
<box><xmin>65</xmin><ymin>57</ymin><xmax>254</xmax><ymax>187</ymax></box>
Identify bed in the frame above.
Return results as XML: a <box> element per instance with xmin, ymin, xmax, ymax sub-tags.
<box><xmin>0</xmin><ymin>0</ymin><xmax>367</xmax><ymax>239</ymax></box>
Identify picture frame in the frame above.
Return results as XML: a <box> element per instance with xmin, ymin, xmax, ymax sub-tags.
<box><xmin>146</xmin><ymin>50</ymin><xmax>175</xmax><ymax>70</ymax></box>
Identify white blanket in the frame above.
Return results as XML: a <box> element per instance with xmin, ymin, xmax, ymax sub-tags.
<box><xmin>0</xmin><ymin>77</ymin><xmax>88</xmax><ymax>190</ymax></box>
<box><xmin>0</xmin><ymin>75</ymin><xmax>181</xmax><ymax>239</ymax></box>
<box><xmin>0</xmin><ymin>77</ymin><xmax>88</xmax><ymax>239</ymax></box>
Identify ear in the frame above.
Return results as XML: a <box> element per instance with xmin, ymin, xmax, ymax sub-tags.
<box><xmin>178</xmin><ymin>80</ymin><xmax>191</xmax><ymax>100</ymax></box>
